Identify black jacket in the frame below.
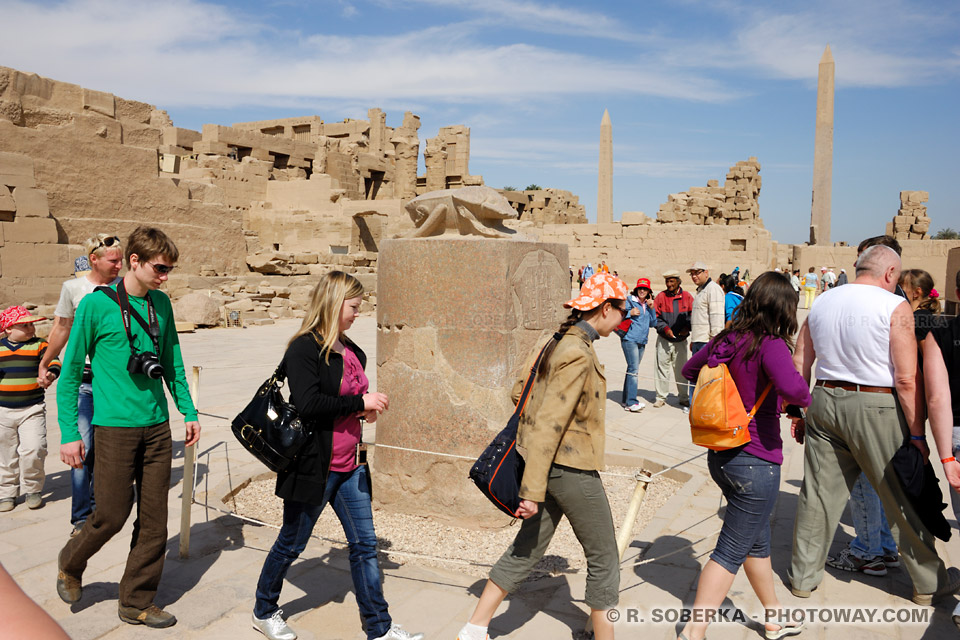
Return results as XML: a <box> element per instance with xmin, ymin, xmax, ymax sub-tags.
<box><xmin>275</xmin><ymin>332</ymin><xmax>367</xmax><ymax>505</ymax></box>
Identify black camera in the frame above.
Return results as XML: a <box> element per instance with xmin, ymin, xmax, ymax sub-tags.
<box><xmin>127</xmin><ymin>351</ymin><xmax>164</xmax><ymax>379</ymax></box>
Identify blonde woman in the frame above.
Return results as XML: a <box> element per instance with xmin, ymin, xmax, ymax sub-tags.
<box><xmin>252</xmin><ymin>271</ymin><xmax>422</xmax><ymax>640</ymax></box>
<box><xmin>458</xmin><ymin>273</ymin><xmax>629</xmax><ymax>640</ymax></box>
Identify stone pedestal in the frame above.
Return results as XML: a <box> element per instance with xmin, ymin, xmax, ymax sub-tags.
<box><xmin>373</xmin><ymin>236</ymin><xmax>568</xmax><ymax>525</ymax></box>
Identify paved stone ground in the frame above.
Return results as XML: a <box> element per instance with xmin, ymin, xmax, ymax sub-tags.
<box><xmin>3</xmin><ymin>309</ymin><xmax>959</xmax><ymax>639</ymax></box>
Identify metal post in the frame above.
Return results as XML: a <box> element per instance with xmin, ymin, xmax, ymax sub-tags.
<box><xmin>179</xmin><ymin>366</ymin><xmax>200</xmax><ymax>559</ymax></box>
<box><xmin>585</xmin><ymin>470</ymin><xmax>654</xmax><ymax>636</ymax></box>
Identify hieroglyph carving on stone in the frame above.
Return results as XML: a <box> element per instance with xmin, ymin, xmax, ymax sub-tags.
<box><xmin>404</xmin><ymin>186</ymin><xmax>518</xmax><ymax>238</ymax></box>
<box><xmin>511</xmin><ymin>250</ymin><xmax>565</xmax><ymax>329</ymax></box>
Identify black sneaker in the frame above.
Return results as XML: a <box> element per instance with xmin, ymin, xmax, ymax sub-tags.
<box><xmin>826</xmin><ymin>548</ymin><xmax>887</xmax><ymax>576</ymax></box>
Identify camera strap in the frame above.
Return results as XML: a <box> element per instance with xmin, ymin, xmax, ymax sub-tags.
<box><xmin>96</xmin><ymin>282</ymin><xmax>161</xmax><ymax>357</ymax></box>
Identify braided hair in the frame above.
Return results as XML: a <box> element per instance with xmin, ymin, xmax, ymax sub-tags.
<box><xmin>536</xmin><ymin>310</ymin><xmax>581</xmax><ymax>379</ymax></box>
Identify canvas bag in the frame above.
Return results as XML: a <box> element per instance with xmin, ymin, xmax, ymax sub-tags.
<box><xmin>469</xmin><ymin>337</ymin><xmax>555</xmax><ymax>517</ymax></box>
<box><xmin>689</xmin><ymin>362</ymin><xmax>772</xmax><ymax>451</ymax></box>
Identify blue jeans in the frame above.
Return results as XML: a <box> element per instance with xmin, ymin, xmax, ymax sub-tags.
<box><xmin>848</xmin><ymin>472</ymin><xmax>897</xmax><ymax>560</ymax></box>
<box><xmin>708</xmin><ymin>449</ymin><xmax>780</xmax><ymax>574</ymax></box>
<box><xmin>691</xmin><ymin>341</ymin><xmax>707</xmax><ymax>355</ymax></box>
<box><xmin>70</xmin><ymin>383</ymin><xmax>95</xmax><ymax>526</ymax></box>
<box><xmin>620</xmin><ymin>340</ymin><xmax>646</xmax><ymax>406</ymax></box>
<box><xmin>254</xmin><ymin>466</ymin><xmax>391</xmax><ymax>639</ymax></box>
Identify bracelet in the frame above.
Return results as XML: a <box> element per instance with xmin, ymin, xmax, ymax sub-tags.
<box><xmin>943</xmin><ymin>457</ymin><xmax>957</xmax><ymax>464</ymax></box>
<box><xmin>909</xmin><ymin>435</ymin><xmax>927</xmax><ymax>441</ymax></box>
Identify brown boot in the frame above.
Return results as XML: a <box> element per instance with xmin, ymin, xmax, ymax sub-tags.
<box><xmin>118</xmin><ymin>604</ymin><xmax>177</xmax><ymax>628</ymax></box>
<box><xmin>56</xmin><ymin>550</ymin><xmax>82</xmax><ymax>604</ymax></box>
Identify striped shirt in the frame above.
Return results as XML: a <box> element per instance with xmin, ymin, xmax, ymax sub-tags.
<box><xmin>0</xmin><ymin>338</ymin><xmax>60</xmax><ymax>408</ymax></box>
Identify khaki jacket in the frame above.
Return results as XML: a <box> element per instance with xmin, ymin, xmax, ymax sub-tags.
<box><xmin>511</xmin><ymin>326</ymin><xmax>606</xmax><ymax>502</ymax></box>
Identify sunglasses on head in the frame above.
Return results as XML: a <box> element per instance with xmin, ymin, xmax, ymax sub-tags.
<box><xmin>96</xmin><ymin>236</ymin><xmax>120</xmax><ymax>250</ymax></box>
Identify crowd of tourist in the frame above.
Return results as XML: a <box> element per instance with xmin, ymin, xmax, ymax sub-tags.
<box><xmin>0</xmin><ymin>229</ymin><xmax>957</xmax><ymax>639</ymax></box>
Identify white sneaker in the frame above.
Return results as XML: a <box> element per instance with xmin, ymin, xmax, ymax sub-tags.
<box><xmin>626</xmin><ymin>403</ymin><xmax>645</xmax><ymax>412</ymax></box>
<box><xmin>682</xmin><ymin>406</ymin><xmax>690</xmax><ymax>415</ymax></box>
<box><xmin>252</xmin><ymin>609</ymin><xmax>297</xmax><ymax>640</ymax></box>
<box><xmin>374</xmin><ymin>623</ymin><xmax>424</xmax><ymax>640</ymax></box>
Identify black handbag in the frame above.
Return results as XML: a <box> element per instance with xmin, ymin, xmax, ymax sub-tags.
<box><xmin>231</xmin><ymin>363</ymin><xmax>311</xmax><ymax>473</ymax></box>
<box><xmin>469</xmin><ymin>336</ymin><xmax>556</xmax><ymax>517</ymax></box>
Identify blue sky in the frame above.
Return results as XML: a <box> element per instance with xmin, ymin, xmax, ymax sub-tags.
<box><xmin>2</xmin><ymin>0</ymin><xmax>958</xmax><ymax>245</ymax></box>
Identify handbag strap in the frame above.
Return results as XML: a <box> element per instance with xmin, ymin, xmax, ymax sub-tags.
<box><xmin>745</xmin><ymin>381</ymin><xmax>773</xmax><ymax>419</ymax></box>
<box><xmin>513</xmin><ymin>332</ymin><xmax>562</xmax><ymax>420</ymax></box>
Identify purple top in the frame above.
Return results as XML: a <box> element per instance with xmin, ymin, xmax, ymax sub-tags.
<box><xmin>682</xmin><ymin>332</ymin><xmax>811</xmax><ymax>464</ymax></box>
<box><xmin>329</xmin><ymin>346</ymin><xmax>368</xmax><ymax>472</ymax></box>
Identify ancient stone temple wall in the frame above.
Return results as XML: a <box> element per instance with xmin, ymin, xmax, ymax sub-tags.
<box><xmin>886</xmin><ymin>190</ymin><xmax>931</xmax><ymax>240</ymax></box>
<box><xmin>499</xmin><ymin>188</ymin><xmax>588</xmax><ymax>225</ymax></box>
<box><xmin>656</xmin><ymin>159</ymin><xmax>763</xmax><ymax>227</ymax></box>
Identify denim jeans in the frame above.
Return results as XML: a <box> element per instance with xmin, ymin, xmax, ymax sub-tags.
<box><xmin>254</xmin><ymin>465</ymin><xmax>391</xmax><ymax>639</ymax></box>
<box><xmin>691</xmin><ymin>342</ymin><xmax>707</xmax><ymax>355</ymax></box>
<box><xmin>708</xmin><ymin>449</ymin><xmax>780</xmax><ymax>574</ymax></box>
<box><xmin>951</xmin><ymin>428</ymin><xmax>960</xmax><ymax>524</ymax></box>
<box><xmin>619</xmin><ymin>340</ymin><xmax>646</xmax><ymax>406</ymax></box>
<box><xmin>70</xmin><ymin>383</ymin><xmax>95</xmax><ymax>526</ymax></box>
<box><xmin>848</xmin><ymin>472</ymin><xmax>897</xmax><ymax>560</ymax></box>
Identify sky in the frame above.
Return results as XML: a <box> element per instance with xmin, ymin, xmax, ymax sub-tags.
<box><xmin>1</xmin><ymin>0</ymin><xmax>958</xmax><ymax>245</ymax></box>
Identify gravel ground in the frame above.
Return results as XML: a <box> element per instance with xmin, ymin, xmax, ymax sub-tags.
<box><xmin>230</xmin><ymin>466</ymin><xmax>682</xmax><ymax>579</ymax></box>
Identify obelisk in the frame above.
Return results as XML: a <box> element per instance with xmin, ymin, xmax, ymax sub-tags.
<box><xmin>810</xmin><ymin>45</ymin><xmax>834</xmax><ymax>244</ymax></box>
<box><xmin>597</xmin><ymin>109</ymin><xmax>613</xmax><ymax>224</ymax></box>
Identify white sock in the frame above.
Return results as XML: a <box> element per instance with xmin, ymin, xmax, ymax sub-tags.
<box><xmin>458</xmin><ymin>622</ymin><xmax>488</xmax><ymax>640</ymax></box>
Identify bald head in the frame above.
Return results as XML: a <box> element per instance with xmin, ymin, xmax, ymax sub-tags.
<box><xmin>854</xmin><ymin>244</ymin><xmax>901</xmax><ymax>292</ymax></box>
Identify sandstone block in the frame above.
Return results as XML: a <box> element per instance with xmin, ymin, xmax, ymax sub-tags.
<box><xmin>0</xmin><ymin>174</ymin><xmax>36</xmax><ymax>189</ymax></box>
<box><xmin>658</xmin><ymin>210</ymin><xmax>677</xmax><ymax>223</ymax></box>
<box><xmin>620</xmin><ymin>211</ymin><xmax>647</xmax><ymax>226</ymax></box>
<box><xmin>225</xmin><ymin>298</ymin><xmax>255</xmax><ymax>312</ymax></box>
<box><xmin>0</xmin><ymin>243</ymin><xmax>72</xmax><ymax>278</ymax></box>
<box><xmin>11</xmin><ymin>187</ymin><xmax>49</xmax><ymax>217</ymax></box>
<box><xmin>596</xmin><ymin>222</ymin><xmax>622</xmax><ymax>237</ymax></box>
<box><xmin>707</xmin><ymin>179</ymin><xmax>719</xmax><ymax>187</ymax></box>
<box><xmin>885</xmin><ymin>222</ymin><xmax>894</xmax><ymax>236</ymax></box>
<box><xmin>294</xmin><ymin>253</ymin><xmax>319</xmax><ymax>264</ymax></box>
<box><xmin>1</xmin><ymin>218</ymin><xmax>58</xmax><ymax>243</ymax></box>
<box><xmin>82</xmin><ymin>88</ymin><xmax>116</xmax><ymax>118</ymax></box>
<box><xmin>912</xmin><ymin>220</ymin><xmax>930</xmax><ymax>233</ymax></box>
<box><xmin>0</xmin><ymin>152</ymin><xmax>34</xmax><ymax>177</ymax></box>
<box><xmin>173</xmin><ymin>293</ymin><xmax>222</xmax><ymax>327</ymax></box>
<box><xmin>123</xmin><ymin>125</ymin><xmax>162</xmax><ymax>149</ymax></box>
<box><xmin>0</xmin><ymin>190</ymin><xmax>14</xmax><ymax>214</ymax></box>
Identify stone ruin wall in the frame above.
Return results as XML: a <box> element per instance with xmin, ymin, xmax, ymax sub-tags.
<box><xmin>656</xmin><ymin>159</ymin><xmax>763</xmax><ymax>227</ymax></box>
<box><xmin>886</xmin><ymin>190</ymin><xmax>931</xmax><ymax>240</ymax></box>
<box><xmin>499</xmin><ymin>188</ymin><xmax>588</xmax><ymax>225</ymax></box>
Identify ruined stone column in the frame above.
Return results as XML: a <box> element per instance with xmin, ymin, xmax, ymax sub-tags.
<box><xmin>810</xmin><ymin>45</ymin><xmax>834</xmax><ymax>245</ymax></box>
<box><xmin>597</xmin><ymin>109</ymin><xmax>613</xmax><ymax>224</ymax></box>
<box><xmin>373</xmin><ymin>237</ymin><xmax>568</xmax><ymax>523</ymax></box>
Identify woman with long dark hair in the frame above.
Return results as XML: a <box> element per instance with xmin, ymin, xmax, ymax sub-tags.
<box><xmin>457</xmin><ymin>273</ymin><xmax>629</xmax><ymax>640</ymax></box>
<box><xmin>678</xmin><ymin>272</ymin><xmax>811</xmax><ymax>640</ymax></box>
<box><xmin>251</xmin><ymin>271</ymin><xmax>422</xmax><ymax>640</ymax></box>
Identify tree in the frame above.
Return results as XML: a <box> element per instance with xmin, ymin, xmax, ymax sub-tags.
<box><xmin>525</xmin><ymin>184</ymin><xmax>542</xmax><ymax>191</ymax></box>
<box><xmin>502</xmin><ymin>186</ymin><xmax>516</xmax><ymax>191</ymax></box>
<box><xmin>933</xmin><ymin>228</ymin><xmax>960</xmax><ymax>239</ymax></box>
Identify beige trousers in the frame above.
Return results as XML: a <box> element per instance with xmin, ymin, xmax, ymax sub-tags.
<box><xmin>0</xmin><ymin>403</ymin><xmax>47</xmax><ymax>499</ymax></box>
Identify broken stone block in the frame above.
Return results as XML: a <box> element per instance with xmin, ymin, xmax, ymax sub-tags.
<box><xmin>11</xmin><ymin>187</ymin><xmax>50</xmax><ymax>217</ymax></box>
<box><xmin>173</xmin><ymin>293</ymin><xmax>222</xmax><ymax>327</ymax></box>
<box><xmin>912</xmin><ymin>220</ymin><xmax>930</xmax><ymax>233</ymax></box>
<box><xmin>620</xmin><ymin>211</ymin><xmax>646</xmax><ymax>226</ymax></box>
<box><xmin>82</xmin><ymin>88</ymin><xmax>116</xmax><ymax>118</ymax></box>
<box><xmin>225</xmin><ymin>298</ymin><xmax>255</xmax><ymax>312</ymax></box>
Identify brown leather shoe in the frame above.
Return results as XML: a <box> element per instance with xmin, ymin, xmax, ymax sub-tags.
<box><xmin>56</xmin><ymin>550</ymin><xmax>82</xmax><ymax>604</ymax></box>
<box><xmin>913</xmin><ymin>567</ymin><xmax>960</xmax><ymax>606</ymax></box>
<box><xmin>118</xmin><ymin>604</ymin><xmax>177</xmax><ymax>628</ymax></box>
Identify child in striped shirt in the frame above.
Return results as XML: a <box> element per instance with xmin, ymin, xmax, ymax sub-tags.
<box><xmin>0</xmin><ymin>306</ymin><xmax>59</xmax><ymax>512</ymax></box>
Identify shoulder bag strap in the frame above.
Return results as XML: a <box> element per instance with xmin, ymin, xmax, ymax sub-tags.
<box><xmin>513</xmin><ymin>332</ymin><xmax>562</xmax><ymax>420</ymax></box>
<box><xmin>746</xmin><ymin>381</ymin><xmax>774</xmax><ymax>419</ymax></box>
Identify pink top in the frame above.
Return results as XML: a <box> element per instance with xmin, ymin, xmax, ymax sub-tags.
<box><xmin>329</xmin><ymin>346</ymin><xmax>368</xmax><ymax>472</ymax></box>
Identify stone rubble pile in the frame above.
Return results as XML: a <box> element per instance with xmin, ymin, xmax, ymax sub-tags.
<box><xmin>886</xmin><ymin>191</ymin><xmax>930</xmax><ymax>240</ymax></box>
<box><xmin>656</xmin><ymin>158</ymin><xmax>763</xmax><ymax>227</ymax></box>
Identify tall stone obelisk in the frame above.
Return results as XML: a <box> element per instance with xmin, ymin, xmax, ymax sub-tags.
<box><xmin>810</xmin><ymin>45</ymin><xmax>834</xmax><ymax>245</ymax></box>
<box><xmin>597</xmin><ymin>109</ymin><xmax>613</xmax><ymax>223</ymax></box>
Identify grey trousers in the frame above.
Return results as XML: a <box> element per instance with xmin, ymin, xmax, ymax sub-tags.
<box><xmin>489</xmin><ymin>464</ymin><xmax>619</xmax><ymax>610</ymax></box>
<box><xmin>790</xmin><ymin>386</ymin><xmax>947</xmax><ymax>595</ymax></box>
<box><xmin>655</xmin><ymin>336</ymin><xmax>690</xmax><ymax>403</ymax></box>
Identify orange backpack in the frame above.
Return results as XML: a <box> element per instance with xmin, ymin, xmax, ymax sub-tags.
<box><xmin>689</xmin><ymin>363</ymin><xmax>772</xmax><ymax>451</ymax></box>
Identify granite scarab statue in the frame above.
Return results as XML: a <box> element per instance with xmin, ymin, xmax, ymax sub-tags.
<box><xmin>404</xmin><ymin>186</ymin><xmax>518</xmax><ymax>238</ymax></box>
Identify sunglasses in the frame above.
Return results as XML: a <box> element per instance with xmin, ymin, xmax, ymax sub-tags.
<box><xmin>96</xmin><ymin>236</ymin><xmax>121</xmax><ymax>249</ymax></box>
<box><xmin>146</xmin><ymin>261</ymin><xmax>176</xmax><ymax>275</ymax></box>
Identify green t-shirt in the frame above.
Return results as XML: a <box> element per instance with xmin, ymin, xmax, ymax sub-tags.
<box><xmin>57</xmin><ymin>283</ymin><xmax>197</xmax><ymax>443</ymax></box>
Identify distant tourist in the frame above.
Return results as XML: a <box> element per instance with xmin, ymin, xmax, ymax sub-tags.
<box><xmin>719</xmin><ymin>273</ymin><xmax>744</xmax><ymax>328</ymax></box>
<box><xmin>801</xmin><ymin>267</ymin><xmax>818</xmax><ymax>309</ymax></box>
<box><xmin>652</xmin><ymin>270</ymin><xmax>693</xmax><ymax>410</ymax></box>
<box><xmin>680</xmin><ymin>272</ymin><xmax>810</xmax><ymax>640</ymax></box>
<box><xmin>835</xmin><ymin>268</ymin><xmax>848</xmax><ymax>286</ymax></box>
<box><xmin>252</xmin><ymin>271</ymin><xmax>422</xmax><ymax>640</ymax></box>
<box><xmin>823</xmin><ymin>267</ymin><xmax>837</xmax><ymax>290</ymax></box>
<box><xmin>0</xmin><ymin>306</ymin><xmax>59</xmax><ymax>512</ymax></box>
<box><xmin>39</xmin><ymin>234</ymin><xmax>122</xmax><ymax>536</ymax></box>
<box><xmin>56</xmin><ymin>227</ymin><xmax>200</xmax><ymax>628</ymax></box>
<box><xmin>457</xmin><ymin>273</ymin><xmax>627</xmax><ymax>640</ymax></box>
<box><xmin>790</xmin><ymin>269</ymin><xmax>801</xmax><ymax>299</ymax></box>
<box><xmin>789</xmin><ymin>244</ymin><xmax>960</xmax><ymax>606</ymax></box>
<box><xmin>582</xmin><ymin>263</ymin><xmax>595</xmax><ymax>280</ymax></box>
<box><xmin>687</xmin><ymin>262</ymin><xmax>724</xmax><ymax>355</ymax></box>
<box><xmin>618</xmin><ymin>277</ymin><xmax>656</xmax><ymax>412</ymax></box>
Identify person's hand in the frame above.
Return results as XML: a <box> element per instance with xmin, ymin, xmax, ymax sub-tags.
<box><xmin>60</xmin><ymin>441</ymin><xmax>85</xmax><ymax>469</ymax></box>
<box><xmin>363</xmin><ymin>392</ymin><xmax>389</xmax><ymax>413</ymax></box>
<box><xmin>362</xmin><ymin>409</ymin><xmax>378</xmax><ymax>423</ymax></box>
<box><xmin>515</xmin><ymin>499</ymin><xmax>538</xmax><ymax>519</ymax></box>
<box><xmin>664</xmin><ymin>327</ymin><xmax>675</xmax><ymax>339</ymax></box>
<box><xmin>38</xmin><ymin>362</ymin><xmax>49</xmax><ymax>383</ymax></box>
<box><xmin>645</xmin><ymin>299</ymin><xmax>654</xmax><ymax>309</ymax></box>
<box><xmin>630</xmin><ymin>308</ymin><xmax>640</xmax><ymax>317</ymax></box>
<box><xmin>37</xmin><ymin>373</ymin><xmax>53</xmax><ymax>389</ymax></box>
<box><xmin>910</xmin><ymin>438</ymin><xmax>930</xmax><ymax>464</ymax></box>
<box><xmin>184</xmin><ymin>421</ymin><xmax>201</xmax><ymax>447</ymax></box>
<box><xmin>944</xmin><ymin>459</ymin><xmax>960</xmax><ymax>494</ymax></box>
<box><xmin>791</xmin><ymin>418</ymin><xmax>805</xmax><ymax>445</ymax></box>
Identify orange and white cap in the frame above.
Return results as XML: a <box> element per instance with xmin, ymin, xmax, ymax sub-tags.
<box><xmin>565</xmin><ymin>273</ymin><xmax>628</xmax><ymax>311</ymax></box>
